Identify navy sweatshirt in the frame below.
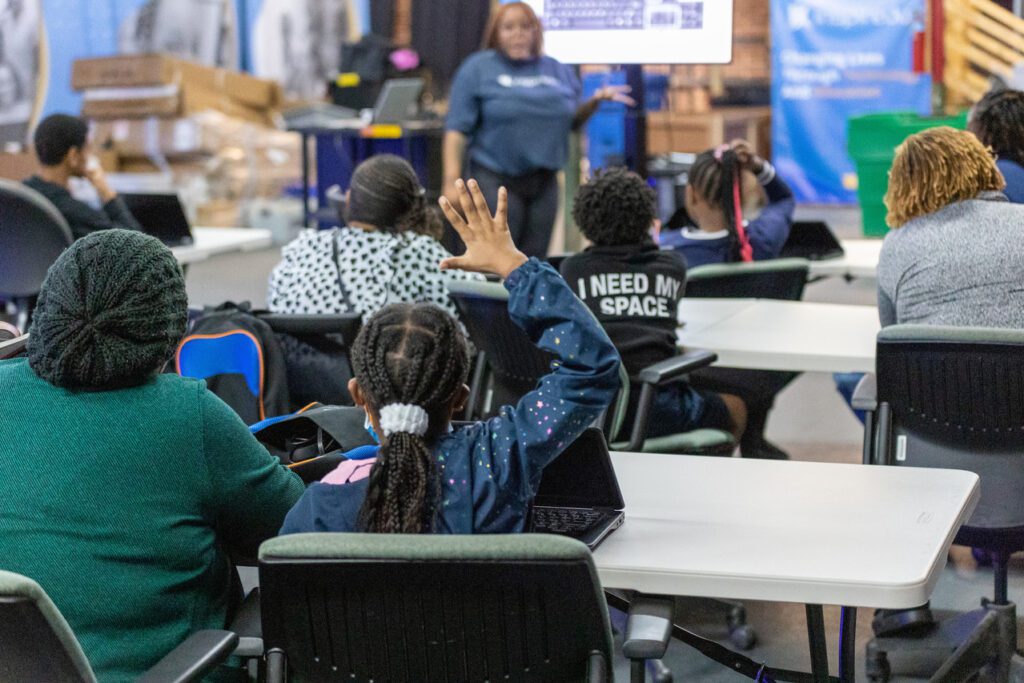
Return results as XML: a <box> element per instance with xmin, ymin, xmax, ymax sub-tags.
<box><xmin>279</xmin><ymin>259</ymin><xmax>621</xmax><ymax>535</ymax></box>
<box><xmin>660</xmin><ymin>165</ymin><xmax>796</xmax><ymax>268</ymax></box>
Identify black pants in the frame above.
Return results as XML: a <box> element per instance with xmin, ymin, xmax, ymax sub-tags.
<box><xmin>690</xmin><ymin>367</ymin><xmax>800</xmax><ymax>452</ymax></box>
<box><xmin>469</xmin><ymin>162</ymin><xmax>559</xmax><ymax>258</ymax></box>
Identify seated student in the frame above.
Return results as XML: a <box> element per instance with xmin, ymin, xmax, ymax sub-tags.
<box><xmin>23</xmin><ymin>114</ymin><xmax>142</xmax><ymax>240</ymax></box>
<box><xmin>268</xmin><ymin>154</ymin><xmax>484</xmax><ymax>323</ymax></box>
<box><xmin>659</xmin><ymin>139</ymin><xmax>796</xmax><ymax>268</ymax></box>
<box><xmin>280</xmin><ymin>179</ymin><xmax>620</xmax><ymax>534</ymax></box>
<box><xmin>968</xmin><ymin>88</ymin><xmax>1024</xmax><ymax>204</ymax></box>
<box><xmin>0</xmin><ymin>230</ymin><xmax>303</xmax><ymax>682</ymax></box>
<box><xmin>879</xmin><ymin>126</ymin><xmax>1024</xmax><ymax>327</ymax></box>
<box><xmin>557</xmin><ymin>168</ymin><xmax>746</xmax><ymax>447</ymax></box>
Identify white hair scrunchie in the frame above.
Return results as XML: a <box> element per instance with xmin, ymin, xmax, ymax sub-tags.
<box><xmin>378</xmin><ymin>403</ymin><xmax>430</xmax><ymax>437</ymax></box>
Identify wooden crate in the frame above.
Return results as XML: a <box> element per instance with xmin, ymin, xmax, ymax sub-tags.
<box><xmin>647</xmin><ymin>107</ymin><xmax>772</xmax><ymax>156</ymax></box>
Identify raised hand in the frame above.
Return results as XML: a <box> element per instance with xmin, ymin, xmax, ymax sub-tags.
<box><xmin>438</xmin><ymin>179</ymin><xmax>528</xmax><ymax>278</ymax></box>
<box><xmin>593</xmin><ymin>84</ymin><xmax>637</xmax><ymax>107</ymax></box>
<box><xmin>729</xmin><ymin>139</ymin><xmax>765</xmax><ymax>174</ymax></box>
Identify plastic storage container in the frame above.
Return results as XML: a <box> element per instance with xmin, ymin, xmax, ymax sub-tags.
<box><xmin>847</xmin><ymin>111</ymin><xmax>968</xmax><ymax>236</ymax></box>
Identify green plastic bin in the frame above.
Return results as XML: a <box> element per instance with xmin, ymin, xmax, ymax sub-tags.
<box><xmin>847</xmin><ymin>111</ymin><xmax>969</xmax><ymax>236</ymax></box>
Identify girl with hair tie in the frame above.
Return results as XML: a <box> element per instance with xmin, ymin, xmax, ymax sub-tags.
<box><xmin>659</xmin><ymin>139</ymin><xmax>796</xmax><ymax>268</ymax></box>
<box><xmin>268</xmin><ymin>154</ymin><xmax>484</xmax><ymax>323</ymax></box>
<box><xmin>279</xmin><ymin>179</ymin><xmax>620</xmax><ymax>535</ymax></box>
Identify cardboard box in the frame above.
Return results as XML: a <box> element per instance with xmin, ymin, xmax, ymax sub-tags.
<box><xmin>0</xmin><ymin>151</ymin><xmax>37</xmax><ymax>180</ymax></box>
<box><xmin>72</xmin><ymin>54</ymin><xmax>179</xmax><ymax>90</ymax></box>
<box><xmin>81</xmin><ymin>85</ymin><xmax>274</xmax><ymax>125</ymax></box>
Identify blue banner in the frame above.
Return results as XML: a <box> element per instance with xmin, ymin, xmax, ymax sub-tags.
<box><xmin>770</xmin><ymin>0</ymin><xmax>931</xmax><ymax>204</ymax></box>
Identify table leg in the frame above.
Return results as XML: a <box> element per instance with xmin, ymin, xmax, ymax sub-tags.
<box><xmin>805</xmin><ymin>604</ymin><xmax>830</xmax><ymax>682</ymax></box>
<box><xmin>838</xmin><ymin>607</ymin><xmax>857</xmax><ymax>683</ymax></box>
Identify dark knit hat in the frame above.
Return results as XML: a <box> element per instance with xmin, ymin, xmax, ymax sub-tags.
<box><xmin>27</xmin><ymin>229</ymin><xmax>188</xmax><ymax>390</ymax></box>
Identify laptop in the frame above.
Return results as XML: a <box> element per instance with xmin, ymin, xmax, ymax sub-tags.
<box><xmin>120</xmin><ymin>193</ymin><xmax>195</xmax><ymax>247</ymax></box>
<box><xmin>370</xmin><ymin>78</ymin><xmax>424</xmax><ymax>124</ymax></box>
<box><xmin>528</xmin><ymin>428</ymin><xmax>625</xmax><ymax>550</ymax></box>
<box><xmin>779</xmin><ymin>220</ymin><xmax>845</xmax><ymax>261</ymax></box>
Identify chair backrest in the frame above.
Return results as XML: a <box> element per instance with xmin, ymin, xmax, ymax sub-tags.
<box><xmin>261</xmin><ymin>313</ymin><xmax>363</xmax><ymax>410</ymax></box>
<box><xmin>0</xmin><ymin>570</ymin><xmax>96</xmax><ymax>683</ymax></box>
<box><xmin>258</xmin><ymin>533</ymin><xmax>613</xmax><ymax>683</ymax></box>
<box><xmin>875</xmin><ymin>325</ymin><xmax>1024</xmax><ymax>545</ymax></box>
<box><xmin>447</xmin><ymin>280</ymin><xmax>558</xmax><ymax>412</ymax></box>
<box><xmin>0</xmin><ymin>179</ymin><xmax>74</xmax><ymax>298</ymax></box>
<box><xmin>685</xmin><ymin>257</ymin><xmax>810</xmax><ymax>301</ymax></box>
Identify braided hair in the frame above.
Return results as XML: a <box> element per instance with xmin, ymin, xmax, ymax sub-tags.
<box><xmin>885</xmin><ymin>127</ymin><xmax>1004</xmax><ymax>228</ymax></box>
<box><xmin>970</xmin><ymin>88</ymin><xmax>1024</xmax><ymax>167</ymax></box>
<box><xmin>346</xmin><ymin>154</ymin><xmax>443</xmax><ymax>239</ymax></box>
<box><xmin>687</xmin><ymin>147</ymin><xmax>749</xmax><ymax>262</ymax></box>
<box><xmin>350</xmin><ymin>303</ymin><xmax>471</xmax><ymax>533</ymax></box>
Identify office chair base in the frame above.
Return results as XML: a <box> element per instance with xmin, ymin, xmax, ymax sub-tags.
<box><xmin>865</xmin><ymin>600</ymin><xmax>1016</xmax><ymax>682</ymax></box>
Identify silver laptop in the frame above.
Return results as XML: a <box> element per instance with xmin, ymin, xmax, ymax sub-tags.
<box><xmin>371</xmin><ymin>78</ymin><xmax>424</xmax><ymax>124</ymax></box>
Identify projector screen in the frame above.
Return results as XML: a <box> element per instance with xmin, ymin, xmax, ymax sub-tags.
<box><xmin>511</xmin><ymin>0</ymin><xmax>734</xmax><ymax>65</ymax></box>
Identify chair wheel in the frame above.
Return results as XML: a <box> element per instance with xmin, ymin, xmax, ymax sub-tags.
<box><xmin>865</xmin><ymin>650</ymin><xmax>891</xmax><ymax>682</ymax></box>
<box><xmin>729</xmin><ymin>625</ymin><xmax>757</xmax><ymax>650</ymax></box>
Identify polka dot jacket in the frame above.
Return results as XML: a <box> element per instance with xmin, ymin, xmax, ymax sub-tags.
<box><xmin>278</xmin><ymin>259</ymin><xmax>623</xmax><ymax>535</ymax></box>
<box><xmin>267</xmin><ymin>227</ymin><xmax>485</xmax><ymax>322</ymax></box>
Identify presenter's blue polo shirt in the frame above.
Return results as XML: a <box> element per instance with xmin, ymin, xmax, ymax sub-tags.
<box><xmin>446</xmin><ymin>49</ymin><xmax>581</xmax><ymax>178</ymax></box>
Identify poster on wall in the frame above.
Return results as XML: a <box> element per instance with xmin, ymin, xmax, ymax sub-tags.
<box><xmin>249</xmin><ymin>0</ymin><xmax>360</xmax><ymax>100</ymax></box>
<box><xmin>0</xmin><ymin>0</ymin><xmax>43</xmax><ymax>148</ymax></box>
<box><xmin>770</xmin><ymin>0</ymin><xmax>932</xmax><ymax>204</ymax></box>
<box><xmin>116</xmin><ymin>0</ymin><xmax>239</xmax><ymax>69</ymax></box>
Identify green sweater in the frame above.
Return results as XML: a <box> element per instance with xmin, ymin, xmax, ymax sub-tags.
<box><xmin>0</xmin><ymin>358</ymin><xmax>304</xmax><ymax>681</ymax></box>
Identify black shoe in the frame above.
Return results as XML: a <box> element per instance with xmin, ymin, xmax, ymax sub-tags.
<box><xmin>740</xmin><ymin>438</ymin><xmax>790</xmax><ymax>460</ymax></box>
<box><xmin>872</xmin><ymin>603</ymin><xmax>936</xmax><ymax>637</ymax></box>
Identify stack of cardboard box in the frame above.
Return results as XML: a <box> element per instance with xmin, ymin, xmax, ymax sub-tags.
<box><xmin>74</xmin><ymin>55</ymin><xmax>300</xmax><ymax>227</ymax></box>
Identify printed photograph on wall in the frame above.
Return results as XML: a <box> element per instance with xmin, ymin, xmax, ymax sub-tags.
<box><xmin>117</xmin><ymin>0</ymin><xmax>238</xmax><ymax>68</ymax></box>
<box><xmin>252</xmin><ymin>0</ymin><xmax>357</xmax><ymax>99</ymax></box>
<box><xmin>0</xmin><ymin>0</ymin><xmax>42</xmax><ymax>148</ymax></box>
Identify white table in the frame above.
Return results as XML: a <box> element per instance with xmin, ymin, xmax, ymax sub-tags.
<box><xmin>172</xmin><ymin>227</ymin><xmax>274</xmax><ymax>266</ymax></box>
<box><xmin>595</xmin><ymin>452</ymin><xmax>979</xmax><ymax>681</ymax></box>
<box><xmin>808</xmin><ymin>239</ymin><xmax>883</xmax><ymax>280</ymax></box>
<box><xmin>678</xmin><ymin>298</ymin><xmax>880</xmax><ymax>373</ymax></box>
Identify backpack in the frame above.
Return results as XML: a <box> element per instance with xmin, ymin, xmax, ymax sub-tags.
<box><xmin>176</xmin><ymin>302</ymin><xmax>290</xmax><ymax>425</ymax></box>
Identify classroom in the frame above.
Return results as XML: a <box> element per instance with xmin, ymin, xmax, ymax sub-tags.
<box><xmin>0</xmin><ymin>0</ymin><xmax>1021</xmax><ymax>681</ymax></box>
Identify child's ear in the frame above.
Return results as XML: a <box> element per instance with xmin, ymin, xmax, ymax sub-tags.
<box><xmin>348</xmin><ymin>378</ymin><xmax>367</xmax><ymax>408</ymax></box>
<box><xmin>449</xmin><ymin>383</ymin><xmax>471</xmax><ymax>418</ymax></box>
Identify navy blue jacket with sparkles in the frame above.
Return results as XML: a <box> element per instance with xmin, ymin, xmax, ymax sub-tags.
<box><xmin>279</xmin><ymin>259</ymin><xmax>621</xmax><ymax>535</ymax></box>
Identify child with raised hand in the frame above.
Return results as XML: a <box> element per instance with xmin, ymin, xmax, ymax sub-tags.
<box><xmin>280</xmin><ymin>179</ymin><xmax>621</xmax><ymax>534</ymax></box>
<box><xmin>660</xmin><ymin>139</ymin><xmax>795</xmax><ymax>268</ymax></box>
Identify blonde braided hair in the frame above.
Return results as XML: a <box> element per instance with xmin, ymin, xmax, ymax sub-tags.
<box><xmin>885</xmin><ymin>127</ymin><xmax>1005</xmax><ymax>228</ymax></box>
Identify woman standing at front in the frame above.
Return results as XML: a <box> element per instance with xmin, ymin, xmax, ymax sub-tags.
<box><xmin>443</xmin><ymin>1</ymin><xmax>633</xmax><ymax>258</ymax></box>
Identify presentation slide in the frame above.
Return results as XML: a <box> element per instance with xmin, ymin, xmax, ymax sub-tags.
<box><xmin>515</xmin><ymin>0</ymin><xmax>734</xmax><ymax>64</ymax></box>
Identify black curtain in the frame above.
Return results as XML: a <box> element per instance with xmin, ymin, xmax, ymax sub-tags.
<box><xmin>369</xmin><ymin>0</ymin><xmax>396</xmax><ymax>39</ymax></box>
<box><xmin>411</xmin><ymin>0</ymin><xmax>491</xmax><ymax>96</ymax></box>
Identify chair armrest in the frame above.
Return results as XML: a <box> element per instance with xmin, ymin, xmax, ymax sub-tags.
<box><xmin>229</xmin><ymin>588</ymin><xmax>264</xmax><ymax>658</ymax></box>
<box><xmin>137</xmin><ymin>630</ymin><xmax>239</xmax><ymax>683</ymax></box>
<box><xmin>851</xmin><ymin>373</ymin><xmax>877</xmax><ymax>412</ymax></box>
<box><xmin>637</xmin><ymin>349</ymin><xmax>718</xmax><ymax>386</ymax></box>
<box><xmin>621</xmin><ymin>595</ymin><xmax>674</xmax><ymax>661</ymax></box>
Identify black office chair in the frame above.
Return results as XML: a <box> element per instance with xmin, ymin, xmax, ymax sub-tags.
<box><xmin>0</xmin><ymin>179</ymin><xmax>74</xmax><ymax>329</ymax></box>
<box><xmin>446</xmin><ymin>279</ymin><xmax>735</xmax><ymax>456</ymax></box>
<box><xmin>0</xmin><ymin>569</ymin><xmax>238</xmax><ymax>683</ymax></box>
<box><xmin>251</xmin><ymin>533</ymin><xmax>652</xmax><ymax>682</ymax></box>
<box><xmin>857</xmin><ymin>325</ymin><xmax>1024</xmax><ymax>682</ymax></box>
<box><xmin>684</xmin><ymin>257</ymin><xmax>811</xmax><ymax>461</ymax></box>
<box><xmin>261</xmin><ymin>312</ymin><xmax>363</xmax><ymax>410</ymax></box>
<box><xmin>684</xmin><ymin>257</ymin><xmax>810</xmax><ymax>300</ymax></box>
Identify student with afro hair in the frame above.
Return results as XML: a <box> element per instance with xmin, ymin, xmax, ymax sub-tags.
<box><xmin>560</xmin><ymin>168</ymin><xmax>746</xmax><ymax>443</ymax></box>
<box><xmin>969</xmin><ymin>87</ymin><xmax>1024</xmax><ymax>204</ymax></box>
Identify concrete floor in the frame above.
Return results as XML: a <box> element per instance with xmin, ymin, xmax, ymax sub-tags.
<box><xmin>192</xmin><ymin>206</ymin><xmax>1017</xmax><ymax>682</ymax></box>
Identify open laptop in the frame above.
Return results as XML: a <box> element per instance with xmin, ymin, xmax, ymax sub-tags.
<box><xmin>779</xmin><ymin>220</ymin><xmax>845</xmax><ymax>261</ymax></box>
<box><xmin>528</xmin><ymin>428</ymin><xmax>625</xmax><ymax>550</ymax></box>
<box><xmin>120</xmin><ymin>193</ymin><xmax>194</xmax><ymax>247</ymax></box>
<box><xmin>370</xmin><ymin>78</ymin><xmax>424</xmax><ymax>124</ymax></box>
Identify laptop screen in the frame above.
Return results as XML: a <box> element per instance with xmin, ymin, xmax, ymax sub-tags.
<box><xmin>121</xmin><ymin>193</ymin><xmax>194</xmax><ymax>247</ymax></box>
<box><xmin>533</xmin><ymin>428</ymin><xmax>625</xmax><ymax>509</ymax></box>
<box><xmin>779</xmin><ymin>220</ymin><xmax>844</xmax><ymax>261</ymax></box>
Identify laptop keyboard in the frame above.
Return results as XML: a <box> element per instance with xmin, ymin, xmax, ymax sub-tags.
<box><xmin>532</xmin><ymin>507</ymin><xmax>604</xmax><ymax>534</ymax></box>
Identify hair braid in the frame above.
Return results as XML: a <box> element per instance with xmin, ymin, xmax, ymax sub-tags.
<box><xmin>885</xmin><ymin>127</ymin><xmax>1005</xmax><ymax>228</ymax></box>
<box><xmin>971</xmin><ymin>88</ymin><xmax>1024</xmax><ymax>167</ymax></box>
<box><xmin>351</xmin><ymin>303</ymin><xmax>471</xmax><ymax>533</ymax></box>
<box><xmin>689</xmin><ymin>150</ymin><xmax>745</xmax><ymax>261</ymax></box>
